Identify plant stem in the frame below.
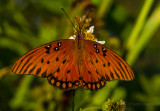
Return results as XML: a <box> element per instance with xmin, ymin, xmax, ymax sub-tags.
<box><xmin>126</xmin><ymin>5</ymin><xmax>160</xmax><ymax>65</ymax></box>
<box><xmin>126</xmin><ymin>0</ymin><xmax>154</xmax><ymax>50</ymax></box>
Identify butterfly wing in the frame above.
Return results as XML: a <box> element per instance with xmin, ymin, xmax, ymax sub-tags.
<box><xmin>12</xmin><ymin>39</ymin><xmax>80</xmax><ymax>90</ymax></box>
<box><xmin>82</xmin><ymin>40</ymin><xmax>134</xmax><ymax>90</ymax></box>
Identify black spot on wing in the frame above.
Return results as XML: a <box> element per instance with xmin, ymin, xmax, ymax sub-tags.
<box><xmin>102</xmin><ymin>47</ymin><xmax>107</xmax><ymax>53</ymax></box>
<box><xmin>108</xmin><ymin>62</ymin><xmax>110</xmax><ymax>66</ymax></box>
<box><xmin>94</xmin><ymin>44</ymin><xmax>97</xmax><ymax>49</ymax></box>
<box><xmin>57</xmin><ymin>68</ymin><xmax>60</xmax><ymax>73</ymax></box>
<box><xmin>54</xmin><ymin>47</ymin><xmax>59</xmax><ymax>51</ymax></box>
<box><xmin>96</xmin><ymin>70</ymin><xmax>99</xmax><ymax>74</ymax></box>
<box><xmin>88</xmin><ymin>71</ymin><xmax>91</xmax><ymax>74</ymax></box>
<box><xmin>57</xmin><ymin>42</ymin><xmax>61</xmax><ymax>47</ymax></box>
<box><xmin>41</xmin><ymin>58</ymin><xmax>44</xmax><ymax>63</ymax></box>
<box><xmin>96</xmin><ymin>49</ymin><xmax>99</xmax><ymax>53</ymax></box>
<box><xmin>103</xmin><ymin>53</ymin><xmax>106</xmax><ymax>56</ymax></box>
<box><xmin>47</xmin><ymin>61</ymin><xmax>50</xmax><ymax>64</ymax></box>
<box><xmin>36</xmin><ymin>68</ymin><xmax>41</xmax><ymax>75</ymax></box>
<box><xmin>110</xmin><ymin>72</ymin><xmax>114</xmax><ymax>79</ymax></box>
<box><xmin>45</xmin><ymin>45</ymin><xmax>51</xmax><ymax>54</ymax></box>
<box><xmin>90</xmin><ymin>61</ymin><xmax>94</xmax><ymax>65</ymax></box>
<box><xmin>45</xmin><ymin>45</ymin><xmax>51</xmax><ymax>49</ymax></box>
<box><xmin>56</xmin><ymin>57</ymin><xmax>59</xmax><ymax>61</ymax></box>
<box><xmin>102</xmin><ymin>47</ymin><xmax>107</xmax><ymax>56</ymax></box>
<box><xmin>67</xmin><ymin>70</ymin><xmax>70</xmax><ymax>73</ymax></box>
<box><xmin>62</xmin><ymin>59</ymin><xmax>66</xmax><ymax>64</ymax></box>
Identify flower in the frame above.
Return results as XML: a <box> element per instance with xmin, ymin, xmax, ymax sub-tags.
<box><xmin>102</xmin><ymin>99</ymin><xmax>126</xmax><ymax>111</ymax></box>
<box><xmin>69</xmin><ymin>25</ymin><xmax>105</xmax><ymax>45</ymax></box>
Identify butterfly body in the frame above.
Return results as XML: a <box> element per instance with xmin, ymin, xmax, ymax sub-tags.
<box><xmin>12</xmin><ymin>16</ymin><xmax>134</xmax><ymax>91</ymax></box>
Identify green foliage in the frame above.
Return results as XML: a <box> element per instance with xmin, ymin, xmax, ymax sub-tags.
<box><xmin>0</xmin><ymin>0</ymin><xmax>160</xmax><ymax>111</ymax></box>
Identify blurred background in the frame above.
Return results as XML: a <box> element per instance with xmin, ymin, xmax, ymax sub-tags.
<box><xmin>0</xmin><ymin>0</ymin><xmax>160</xmax><ymax>111</ymax></box>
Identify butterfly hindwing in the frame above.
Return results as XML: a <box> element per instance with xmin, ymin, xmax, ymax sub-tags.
<box><xmin>82</xmin><ymin>40</ymin><xmax>134</xmax><ymax>90</ymax></box>
<box><xmin>12</xmin><ymin>39</ymin><xmax>80</xmax><ymax>90</ymax></box>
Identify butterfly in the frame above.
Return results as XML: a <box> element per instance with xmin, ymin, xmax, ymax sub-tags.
<box><xmin>12</xmin><ymin>14</ymin><xmax>134</xmax><ymax>91</ymax></box>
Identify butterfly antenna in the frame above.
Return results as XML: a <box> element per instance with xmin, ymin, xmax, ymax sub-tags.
<box><xmin>80</xmin><ymin>8</ymin><xmax>93</xmax><ymax>31</ymax></box>
<box><xmin>61</xmin><ymin>8</ymin><xmax>76</xmax><ymax>30</ymax></box>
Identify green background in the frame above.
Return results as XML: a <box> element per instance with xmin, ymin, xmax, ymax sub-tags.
<box><xmin>0</xmin><ymin>0</ymin><xmax>160</xmax><ymax>111</ymax></box>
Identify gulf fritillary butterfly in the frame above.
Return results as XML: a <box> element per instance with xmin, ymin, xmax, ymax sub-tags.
<box><xmin>12</xmin><ymin>11</ymin><xmax>134</xmax><ymax>91</ymax></box>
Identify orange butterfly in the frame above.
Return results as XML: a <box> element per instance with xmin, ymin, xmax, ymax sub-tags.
<box><xmin>12</xmin><ymin>12</ymin><xmax>134</xmax><ymax>91</ymax></box>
